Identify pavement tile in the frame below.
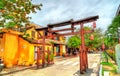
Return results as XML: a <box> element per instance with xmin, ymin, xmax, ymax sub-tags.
<box><xmin>0</xmin><ymin>53</ymin><xmax>101</xmax><ymax>76</ymax></box>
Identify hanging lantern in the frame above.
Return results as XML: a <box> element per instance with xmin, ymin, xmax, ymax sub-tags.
<box><xmin>37</xmin><ymin>40</ymin><xmax>41</xmax><ymax>43</ymax></box>
<box><xmin>90</xmin><ymin>34</ymin><xmax>94</xmax><ymax>40</ymax></box>
<box><xmin>93</xmin><ymin>21</ymin><xmax>96</xmax><ymax>28</ymax></box>
<box><xmin>102</xmin><ymin>43</ymin><xmax>105</xmax><ymax>51</ymax></box>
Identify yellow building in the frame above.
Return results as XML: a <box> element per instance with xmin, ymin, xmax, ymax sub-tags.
<box><xmin>35</xmin><ymin>27</ymin><xmax>66</xmax><ymax>57</ymax></box>
<box><xmin>0</xmin><ymin>23</ymin><xmax>66</xmax><ymax>67</ymax></box>
<box><xmin>0</xmin><ymin>24</ymin><xmax>52</xmax><ymax>67</ymax></box>
<box><xmin>18</xmin><ymin>23</ymin><xmax>52</xmax><ymax>66</ymax></box>
<box><xmin>0</xmin><ymin>29</ymin><xmax>23</xmax><ymax>67</ymax></box>
<box><xmin>53</xmin><ymin>36</ymin><xmax>66</xmax><ymax>56</ymax></box>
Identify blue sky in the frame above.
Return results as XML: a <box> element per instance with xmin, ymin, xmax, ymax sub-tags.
<box><xmin>30</xmin><ymin>0</ymin><xmax>120</xmax><ymax>31</ymax></box>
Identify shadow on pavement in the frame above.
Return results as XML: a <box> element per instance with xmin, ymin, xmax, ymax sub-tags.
<box><xmin>0</xmin><ymin>66</ymin><xmax>35</xmax><ymax>76</ymax></box>
<box><xmin>73</xmin><ymin>69</ymin><xmax>94</xmax><ymax>76</ymax></box>
<box><xmin>0</xmin><ymin>64</ymin><xmax>53</xmax><ymax>76</ymax></box>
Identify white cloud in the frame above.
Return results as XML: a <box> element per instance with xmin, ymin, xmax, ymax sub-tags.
<box><xmin>30</xmin><ymin>0</ymin><xmax>120</xmax><ymax>32</ymax></box>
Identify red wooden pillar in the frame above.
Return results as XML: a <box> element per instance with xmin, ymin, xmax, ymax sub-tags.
<box><xmin>51</xmin><ymin>44</ymin><xmax>54</xmax><ymax>64</ymax></box>
<box><xmin>71</xmin><ymin>23</ymin><xmax>74</xmax><ymax>33</ymax></box>
<box><xmin>42</xmin><ymin>30</ymin><xmax>45</xmax><ymax>67</ymax></box>
<box><xmin>80</xmin><ymin>23</ymin><xmax>88</xmax><ymax>73</ymax></box>
<box><xmin>80</xmin><ymin>23</ymin><xmax>85</xmax><ymax>73</ymax></box>
<box><xmin>84</xmin><ymin>46</ymin><xmax>88</xmax><ymax>69</ymax></box>
<box><xmin>48</xmin><ymin>27</ymin><xmax>54</xmax><ymax>64</ymax></box>
<box><xmin>47</xmin><ymin>47</ymin><xmax>50</xmax><ymax>65</ymax></box>
<box><xmin>79</xmin><ymin>45</ymin><xmax>84</xmax><ymax>74</ymax></box>
<box><xmin>37</xmin><ymin>47</ymin><xmax>40</xmax><ymax>68</ymax></box>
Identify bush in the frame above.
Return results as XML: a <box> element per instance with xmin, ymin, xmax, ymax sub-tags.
<box><xmin>106</xmin><ymin>50</ymin><xmax>116</xmax><ymax>61</ymax></box>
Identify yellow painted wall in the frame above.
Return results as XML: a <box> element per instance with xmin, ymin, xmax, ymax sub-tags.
<box><xmin>26</xmin><ymin>28</ymin><xmax>38</xmax><ymax>40</ymax></box>
<box><xmin>39</xmin><ymin>31</ymin><xmax>44</xmax><ymax>36</ymax></box>
<box><xmin>60</xmin><ymin>45</ymin><xmax>62</xmax><ymax>56</ymax></box>
<box><xmin>45</xmin><ymin>45</ymin><xmax>52</xmax><ymax>51</ymax></box>
<box><xmin>0</xmin><ymin>37</ymin><xmax>4</xmax><ymax>59</ymax></box>
<box><xmin>4</xmin><ymin>33</ymin><xmax>19</xmax><ymax>67</ymax></box>
<box><xmin>54</xmin><ymin>47</ymin><xmax>56</xmax><ymax>56</ymax></box>
<box><xmin>25</xmin><ymin>26</ymin><xmax>43</xmax><ymax>40</ymax></box>
<box><xmin>62</xmin><ymin>45</ymin><xmax>66</xmax><ymax>54</ymax></box>
<box><xmin>0</xmin><ymin>29</ymin><xmax>52</xmax><ymax>67</ymax></box>
<box><xmin>18</xmin><ymin>37</ymin><xmax>52</xmax><ymax>66</ymax></box>
<box><xmin>58</xmin><ymin>36</ymin><xmax>66</xmax><ymax>56</ymax></box>
<box><xmin>18</xmin><ymin>37</ymin><xmax>34</xmax><ymax>66</ymax></box>
<box><xmin>59</xmin><ymin>36</ymin><xmax>66</xmax><ymax>43</ymax></box>
<box><xmin>27</xmin><ymin>44</ymin><xmax>34</xmax><ymax>65</ymax></box>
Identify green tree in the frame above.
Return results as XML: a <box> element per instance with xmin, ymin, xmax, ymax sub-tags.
<box><xmin>105</xmin><ymin>16</ymin><xmax>120</xmax><ymax>48</ymax></box>
<box><xmin>107</xmin><ymin>16</ymin><xmax>120</xmax><ymax>35</ymax></box>
<box><xmin>67</xmin><ymin>26</ymin><xmax>103</xmax><ymax>51</ymax></box>
<box><xmin>67</xmin><ymin>35</ymin><xmax>81</xmax><ymax>49</ymax></box>
<box><xmin>85</xmin><ymin>27</ymin><xmax>103</xmax><ymax>50</ymax></box>
<box><xmin>0</xmin><ymin>0</ymin><xmax>42</xmax><ymax>29</ymax></box>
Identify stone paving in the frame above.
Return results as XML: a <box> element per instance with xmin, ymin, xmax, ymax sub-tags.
<box><xmin>0</xmin><ymin>53</ymin><xmax>101</xmax><ymax>76</ymax></box>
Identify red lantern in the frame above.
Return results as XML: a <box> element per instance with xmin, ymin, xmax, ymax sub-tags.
<box><xmin>102</xmin><ymin>43</ymin><xmax>105</xmax><ymax>50</ymax></box>
<box><xmin>37</xmin><ymin>40</ymin><xmax>40</xmax><ymax>43</ymax></box>
<box><xmin>90</xmin><ymin>34</ymin><xmax>94</xmax><ymax>40</ymax></box>
<box><xmin>93</xmin><ymin>21</ymin><xmax>96</xmax><ymax>28</ymax></box>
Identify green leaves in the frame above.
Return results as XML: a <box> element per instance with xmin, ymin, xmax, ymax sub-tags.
<box><xmin>85</xmin><ymin>27</ymin><xmax>103</xmax><ymax>49</ymax></box>
<box><xmin>4</xmin><ymin>15</ymin><xmax>14</xmax><ymax>19</ymax></box>
<box><xmin>5</xmin><ymin>22</ymin><xmax>16</xmax><ymax>28</ymax></box>
<box><xmin>105</xmin><ymin>16</ymin><xmax>120</xmax><ymax>47</ymax></box>
<box><xmin>9</xmin><ymin>0</ymin><xmax>16</xmax><ymax>3</ymax></box>
<box><xmin>67</xmin><ymin>27</ymin><xmax>103</xmax><ymax>50</ymax></box>
<box><xmin>0</xmin><ymin>0</ymin><xmax>4</xmax><ymax>9</ymax></box>
<box><xmin>107</xmin><ymin>16</ymin><xmax>120</xmax><ymax>35</ymax></box>
<box><xmin>67</xmin><ymin>35</ymin><xmax>81</xmax><ymax>48</ymax></box>
<box><xmin>5</xmin><ymin>22</ymin><xmax>16</xmax><ymax>29</ymax></box>
<box><xmin>0</xmin><ymin>0</ymin><xmax>42</xmax><ymax>30</ymax></box>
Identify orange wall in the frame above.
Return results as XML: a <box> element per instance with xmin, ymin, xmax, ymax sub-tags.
<box><xmin>0</xmin><ymin>31</ymin><xmax>53</xmax><ymax>67</ymax></box>
<box><xmin>4</xmin><ymin>33</ymin><xmax>19</xmax><ymax>67</ymax></box>
<box><xmin>60</xmin><ymin>45</ymin><xmax>62</xmax><ymax>56</ymax></box>
<box><xmin>54</xmin><ymin>47</ymin><xmax>56</xmax><ymax>56</ymax></box>
<box><xmin>18</xmin><ymin>37</ymin><xmax>35</xmax><ymax>66</ymax></box>
<box><xmin>0</xmin><ymin>37</ymin><xmax>4</xmax><ymax>59</ymax></box>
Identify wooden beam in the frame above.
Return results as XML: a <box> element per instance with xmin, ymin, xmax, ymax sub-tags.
<box><xmin>72</xmin><ymin>15</ymin><xmax>99</xmax><ymax>24</ymax></box>
<box><xmin>84</xmin><ymin>30</ymin><xmax>94</xmax><ymax>34</ymax></box>
<box><xmin>45</xmin><ymin>30</ymin><xmax>94</xmax><ymax>37</ymax></box>
<box><xmin>56</xmin><ymin>31</ymin><xmax>80</xmax><ymax>36</ymax></box>
<box><xmin>42</xmin><ymin>30</ymin><xmax>45</xmax><ymax>67</ymax></box>
<box><xmin>71</xmin><ymin>23</ymin><xmax>74</xmax><ymax>33</ymax></box>
<box><xmin>37</xmin><ymin>31</ymin><xmax>42</xmax><ymax>39</ymax></box>
<box><xmin>48</xmin><ymin>19</ymin><xmax>73</xmax><ymax>28</ymax></box>
<box><xmin>47</xmin><ymin>16</ymin><xmax>98</xmax><ymax>28</ymax></box>
<box><xmin>35</xmin><ymin>27</ymin><xmax>48</xmax><ymax>31</ymax></box>
<box><xmin>49</xmin><ymin>28</ymin><xmax>75</xmax><ymax>32</ymax></box>
<box><xmin>35</xmin><ymin>15</ymin><xmax>99</xmax><ymax>32</ymax></box>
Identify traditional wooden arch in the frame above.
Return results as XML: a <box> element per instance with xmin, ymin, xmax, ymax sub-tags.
<box><xmin>35</xmin><ymin>15</ymin><xmax>99</xmax><ymax>74</ymax></box>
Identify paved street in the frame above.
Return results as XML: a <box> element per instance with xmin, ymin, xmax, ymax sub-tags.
<box><xmin>1</xmin><ymin>53</ymin><xmax>101</xmax><ymax>76</ymax></box>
